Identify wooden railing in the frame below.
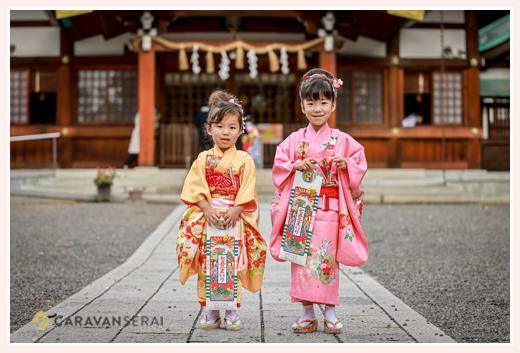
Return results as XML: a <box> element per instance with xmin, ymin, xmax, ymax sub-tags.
<box><xmin>10</xmin><ymin>132</ymin><xmax>61</xmax><ymax>170</ymax></box>
<box><xmin>482</xmin><ymin>98</ymin><xmax>510</xmax><ymax>139</ymax></box>
<box><xmin>159</xmin><ymin>124</ymin><xmax>201</xmax><ymax>168</ymax></box>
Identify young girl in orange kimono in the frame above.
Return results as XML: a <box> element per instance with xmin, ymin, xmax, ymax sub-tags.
<box><xmin>270</xmin><ymin>69</ymin><xmax>369</xmax><ymax>334</ymax></box>
<box><xmin>177</xmin><ymin>90</ymin><xmax>266</xmax><ymax>331</ymax></box>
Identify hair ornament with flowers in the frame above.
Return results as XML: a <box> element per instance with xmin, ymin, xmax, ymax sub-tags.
<box><xmin>229</xmin><ymin>98</ymin><xmax>246</xmax><ymax>134</ymax></box>
<box><xmin>303</xmin><ymin>73</ymin><xmax>343</xmax><ymax>90</ymax></box>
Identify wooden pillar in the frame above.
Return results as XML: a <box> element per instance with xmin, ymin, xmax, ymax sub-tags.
<box><xmin>57</xmin><ymin>27</ymin><xmax>73</xmax><ymax>168</ymax></box>
<box><xmin>319</xmin><ymin>44</ymin><xmax>337</xmax><ymax>128</ymax></box>
<box><xmin>465</xmin><ymin>10</ymin><xmax>481</xmax><ymax>168</ymax></box>
<box><xmin>138</xmin><ymin>43</ymin><xmax>156</xmax><ymax>167</ymax></box>
<box><xmin>465</xmin><ymin>10</ymin><xmax>481</xmax><ymax>127</ymax></box>
<box><xmin>388</xmin><ymin>66</ymin><xmax>404</xmax><ymax>168</ymax></box>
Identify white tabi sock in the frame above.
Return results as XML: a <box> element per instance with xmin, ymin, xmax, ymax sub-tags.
<box><xmin>200</xmin><ymin>309</ymin><xmax>220</xmax><ymax>324</ymax></box>
<box><xmin>324</xmin><ymin>305</ymin><xmax>343</xmax><ymax>329</ymax></box>
<box><xmin>292</xmin><ymin>304</ymin><xmax>316</xmax><ymax>329</ymax></box>
<box><xmin>225</xmin><ymin>310</ymin><xmax>241</xmax><ymax>326</ymax></box>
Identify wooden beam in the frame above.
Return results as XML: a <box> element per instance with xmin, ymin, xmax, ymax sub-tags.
<box><xmin>401</xmin><ymin>161</ymin><xmax>469</xmax><ymax>169</ymax></box>
<box><xmin>481</xmin><ymin>39</ymin><xmax>510</xmax><ymax>60</ymax></box>
<box><xmin>409</xmin><ymin>23</ymin><xmax>465</xmax><ymax>29</ymax></box>
<box><xmin>160</xmin><ymin>10</ymin><xmax>323</xmax><ymax>19</ymax></box>
<box><xmin>388</xmin><ymin>138</ymin><xmax>400</xmax><ymax>168</ymax></box>
<box><xmin>388</xmin><ymin>67</ymin><xmax>403</xmax><ymax>127</ymax></box>
<box><xmin>338</xmin><ymin>57</ymin><xmax>472</xmax><ymax>69</ymax></box>
<box><xmin>10</xmin><ymin>126</ymin><xmax>133</xmax><ymax>137</ymax></box>
<box><xmin>157</xmin><ymin>18</ymin><xmax>171</xmax><ymax>34</ymax></box>
<box><xmin>10</xmin><ymin>21</ymin><xmax>52</xmax><ymax>27</ymax></box>
<box><xmin>398</xmin><ymin>58</ymin><xmax>470</xmax><ymax>70</ymax></box>
<box><xmin>337</xmin><ymin>125</ymin><xmax>483</xmax><ymax>139</ymax></box>
<box><xmin>10</xmin><ymin>57</ymin><xmax>62</xmax><ymax>67</ymax></box>
<box><xmin>486</xmin><ymin>59</ymin><xmax>510</xmax><ymax>69</ymax></box>
<box><xmin>138</xmin><ymin>44</ymin><xmax>156</xmax><ymax>166</ymax></box>
<box><xmin>465</xmin><ymin>10</ymin><xmax>480</xmax><ymax>60</ymax></box>
<box><xmin>466</xmin><ymin>68</ymin><xmax>481</xmax><ymax>127</ymax></box>
<box><xmin>319</xmin><ymin>44</ymin><xmax>337</xmax><ymax>128</ymax></box>
<box><xmin>467</xmin><ymin>139</ymin><xmax>481</xmax><ymax>169</ymax></box>
<box><xmin>44</xmin><ymin>10</ymin><xmax>60</xmax><ymax>26</ymax></box>
<box><xmin>56</xmin><ymin>66</ymin><xmax>71</xmax><ymax>126</ymax></box>
<box><xmin>386</xmin><ymin>31</ymin><xmax>399</xmax><ymax>57</ymax></box>
<box><xmin>60</xmin><ymin>27</ymin><xmax>72</xmax><ymax>57</ymax></box>
<box><xmin>99</xmin><ymin>11</ymin><xmax>111</xmax><ymax>39</ymax></box>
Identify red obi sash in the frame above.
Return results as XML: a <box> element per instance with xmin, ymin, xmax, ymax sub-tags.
<box><xmin>320</xmin><ymin>186</ymin><xmax>338</xmax><ymax>211</ymax></box>
<box><xmin>206</xmin><ymin>171</ymin><xmax>240</xmax><ymax>196</ymax></box>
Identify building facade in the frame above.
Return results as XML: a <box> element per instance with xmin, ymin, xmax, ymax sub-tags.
<box><xmin>10</xmin><ymin>10</ymin><xmax>510</xmax><ymax>170</ymax></box>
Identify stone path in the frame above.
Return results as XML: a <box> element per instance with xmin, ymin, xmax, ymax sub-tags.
<box><xmin>11</xmin><ymin>204</ymin><xmax>454</xmax><ymax>343</ymax></box>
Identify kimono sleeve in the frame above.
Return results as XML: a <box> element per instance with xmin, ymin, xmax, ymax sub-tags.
<box><xmin>342</xmin><ymin>136</ymin><xmax>367</xmax><ymax>191</ymax></box>
<box><xmin>234</xmin><ymin>154</ymin><xmax>257</xmax><ymax>212</ymax></box>
<box><xmin>272</xmin><ymin>136</ymin><xmax>296</xmax><ymax>189</ymax></box>
<box><xmin>180</xmin><ymin>153</ymin><xmax>212</xmax><ymax>206</ymax></box>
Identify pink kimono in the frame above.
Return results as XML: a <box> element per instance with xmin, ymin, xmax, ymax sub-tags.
<box><xmin>270</xmin><ymin>123</ymin><xmax>368</xmax><ymax>306</ymax></box>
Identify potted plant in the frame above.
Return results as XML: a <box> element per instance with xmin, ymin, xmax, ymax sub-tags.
<box><xmin>94</xmin><ymin>167</ymin><xmax>117</xmax><ymax>202</ymax></box>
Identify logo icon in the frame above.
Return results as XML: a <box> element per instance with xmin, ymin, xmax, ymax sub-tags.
<box><xmin>32</xmin><ymin>311</ymin><xmax>50</xmax><ymax>330</ymax></box>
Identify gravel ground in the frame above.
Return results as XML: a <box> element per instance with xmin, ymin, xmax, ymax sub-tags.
<box><xmin>359</xmin><ymin>204</ymin><xmax>510</xmax><ymax>343</ymax></box>
<box><xmin>10</xmin><ymin>202</ymin><xmax>175</xmax><ymax>333</ymax></box>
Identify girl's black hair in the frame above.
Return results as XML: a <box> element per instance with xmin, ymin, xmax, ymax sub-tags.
<box><xmin>298</xmin><ymin>68</ymin><xmax>336</xmax><ymax>104</ymax></box>
<box><xmin>204</xmin><ymin>89</ymin><xmax>244</xmax><ymax>139</ymax></box>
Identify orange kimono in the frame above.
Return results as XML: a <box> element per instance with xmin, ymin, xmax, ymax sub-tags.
<box><xmin>176</xmin><ymin>145</ymin><xmax>266</xmax><ymax>306</ymax></box>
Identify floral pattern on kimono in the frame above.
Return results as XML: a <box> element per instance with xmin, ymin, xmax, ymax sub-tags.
<box><xmin>296</xmin><ymin>234</ymin><xmax>338</xmax><ymax>288</ymax></box>
<box><xmin>176</xmin><ymin>145</ymin><xmax>267</xmax><ymax>304</ymax></box>
<box><xmin>270</xmin><ymin>123</ymin><xmax>368</xmax><ymax>306</ymax></box>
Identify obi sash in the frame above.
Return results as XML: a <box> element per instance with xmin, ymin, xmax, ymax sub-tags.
<box><xmin>206</xmin><ymin>171</ymin><xmax>240</xmax><ymax>197</ymax></box>
<box><xmin>318</xmin><ymin>186</ymin><xmax>339</xmax><ymax>212</ymax></box>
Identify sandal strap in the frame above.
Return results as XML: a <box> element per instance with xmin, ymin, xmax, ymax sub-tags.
<box><xmin>204</xmin><ymin>315</ymin><xmax>221</xmax><ymax>322</ymax></box>
<box><xmin>224</xmin><ymin>316</ymin><xmax>240</xmax><ymax>325</ymax></box>
<box><xmin>324</xmin><ymin>319</ymin><xmax>341</xmax><ymax>327</ymax></box>
<box><xmin>294</xmin><ymin>319</ymin><xmax>317</xmax><ymax>328</ymax></box>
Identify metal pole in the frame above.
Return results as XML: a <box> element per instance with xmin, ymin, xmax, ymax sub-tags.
<box><xmin>440</xmin><ymin>10</ymin><xmax>446</xmax><ymax>186</ymax></box>
<box><xmin>185</xmin><ymin>126</ymin><xmax>191</xmax><ymax>176</ymax></box>
<box><xmin>52</xmin><ymin>137</ymin><xmax>57</xmax><ymax>171</ymax></box>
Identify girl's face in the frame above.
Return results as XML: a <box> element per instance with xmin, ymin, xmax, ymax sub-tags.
<box><xmin>301</xmin><ymin>96</ymin><xmax>336</xmax><ymax>132</ymax></box>
<box><xmin>206</xmin><ymin>113</ymin><xmax>241</xmax><ymax>152</ymax></box>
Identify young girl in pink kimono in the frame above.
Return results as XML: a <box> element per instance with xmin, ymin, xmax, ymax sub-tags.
<box><xmin>270</xmin><ymin>68</ymin><xmax>368</xmax><ymax>334</ymax></box>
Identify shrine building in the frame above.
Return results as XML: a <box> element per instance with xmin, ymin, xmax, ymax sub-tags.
<box><xmin>10</xmin><ymin>10</ymin><xmax>510</xmax><ymax>170</ymax></box>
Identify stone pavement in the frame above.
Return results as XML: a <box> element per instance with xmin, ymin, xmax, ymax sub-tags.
<box><xmin>11</xmin><ymin>203</ymin><xmax>455</xmax><ymax>343</ymax></box>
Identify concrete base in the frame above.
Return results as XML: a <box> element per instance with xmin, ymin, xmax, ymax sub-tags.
<box><xmin>10</xmin><ymin>168</ymin><xmax>509</xmax><ymax>205</ymax></box>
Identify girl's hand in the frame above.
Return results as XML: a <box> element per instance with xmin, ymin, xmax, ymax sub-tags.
<box><xmin>196</xmin><ymin>199</ymin><xmax>220</xmax><ymax>227</ymax></box>
<box><xmin>223</xmin><ymin>207</ymin><xmax>242</xmax><ymax>228</ymax></box>
<box><xmin>332</xmin><ymin>157</ymin><xmax>347</xmax><ymax>170</ymax></box>
<box><xmin>293</xmin><ymin>158</ymin><xmax>318</xmax><ymax>172</ymax></box>
<box><xmin>202</xmin><ymin>205</ymin><xmax>220</xmax><ymax>227</ymax></box>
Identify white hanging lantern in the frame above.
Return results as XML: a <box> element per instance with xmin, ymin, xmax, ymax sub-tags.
<box><xmin>247</xmin><ymin>49</ymin><xmax>258</xmax><ymax>79</ymax></box>
<box><xmin>218</xmin><ymin>50</ymin><xmax>230</xmax><ymax>81</ymax></box>
<box><xmin>280</xmin><ymin>46</ymin><xmax>289</xmax><ymax>75</ymax></box>
<box><xmin>190</xmin><ymin>44</ymin><xmax>201</xmax><ymax>75</ymax></box>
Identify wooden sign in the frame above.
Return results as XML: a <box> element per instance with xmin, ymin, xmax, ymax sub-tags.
<box><xmin>387</xmin><ymin>10</ymin><xmax>425</xmax><ymax>21</ymax></box>
<box><xmin>55</xmin><ymin>10</ymin><xmax>93</xmax><ymax>20</ymax></box>
<box><xmin>279</xmin><ymin>169</ymin><xmax>322</xmax><ymax>265</ymax></box>
<box><xmin>206</xmin><ymin>220</ymin><xmax>238</xmax><ymax>310</ymax></box>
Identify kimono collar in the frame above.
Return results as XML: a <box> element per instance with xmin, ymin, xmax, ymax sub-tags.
<box><xmin>212</xmin><ymin>144</ymin><xmax>237</xmax><ymax>174</ymax></box>
<box><xmin>305</xmin><ymin>123</ymin><xmax>331</xmax><ymax>140</ymax></box>
<box><xmin>212</xmin><ymin>144</ymin><xmax>236</xmax><ymax>157</ymax></box>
